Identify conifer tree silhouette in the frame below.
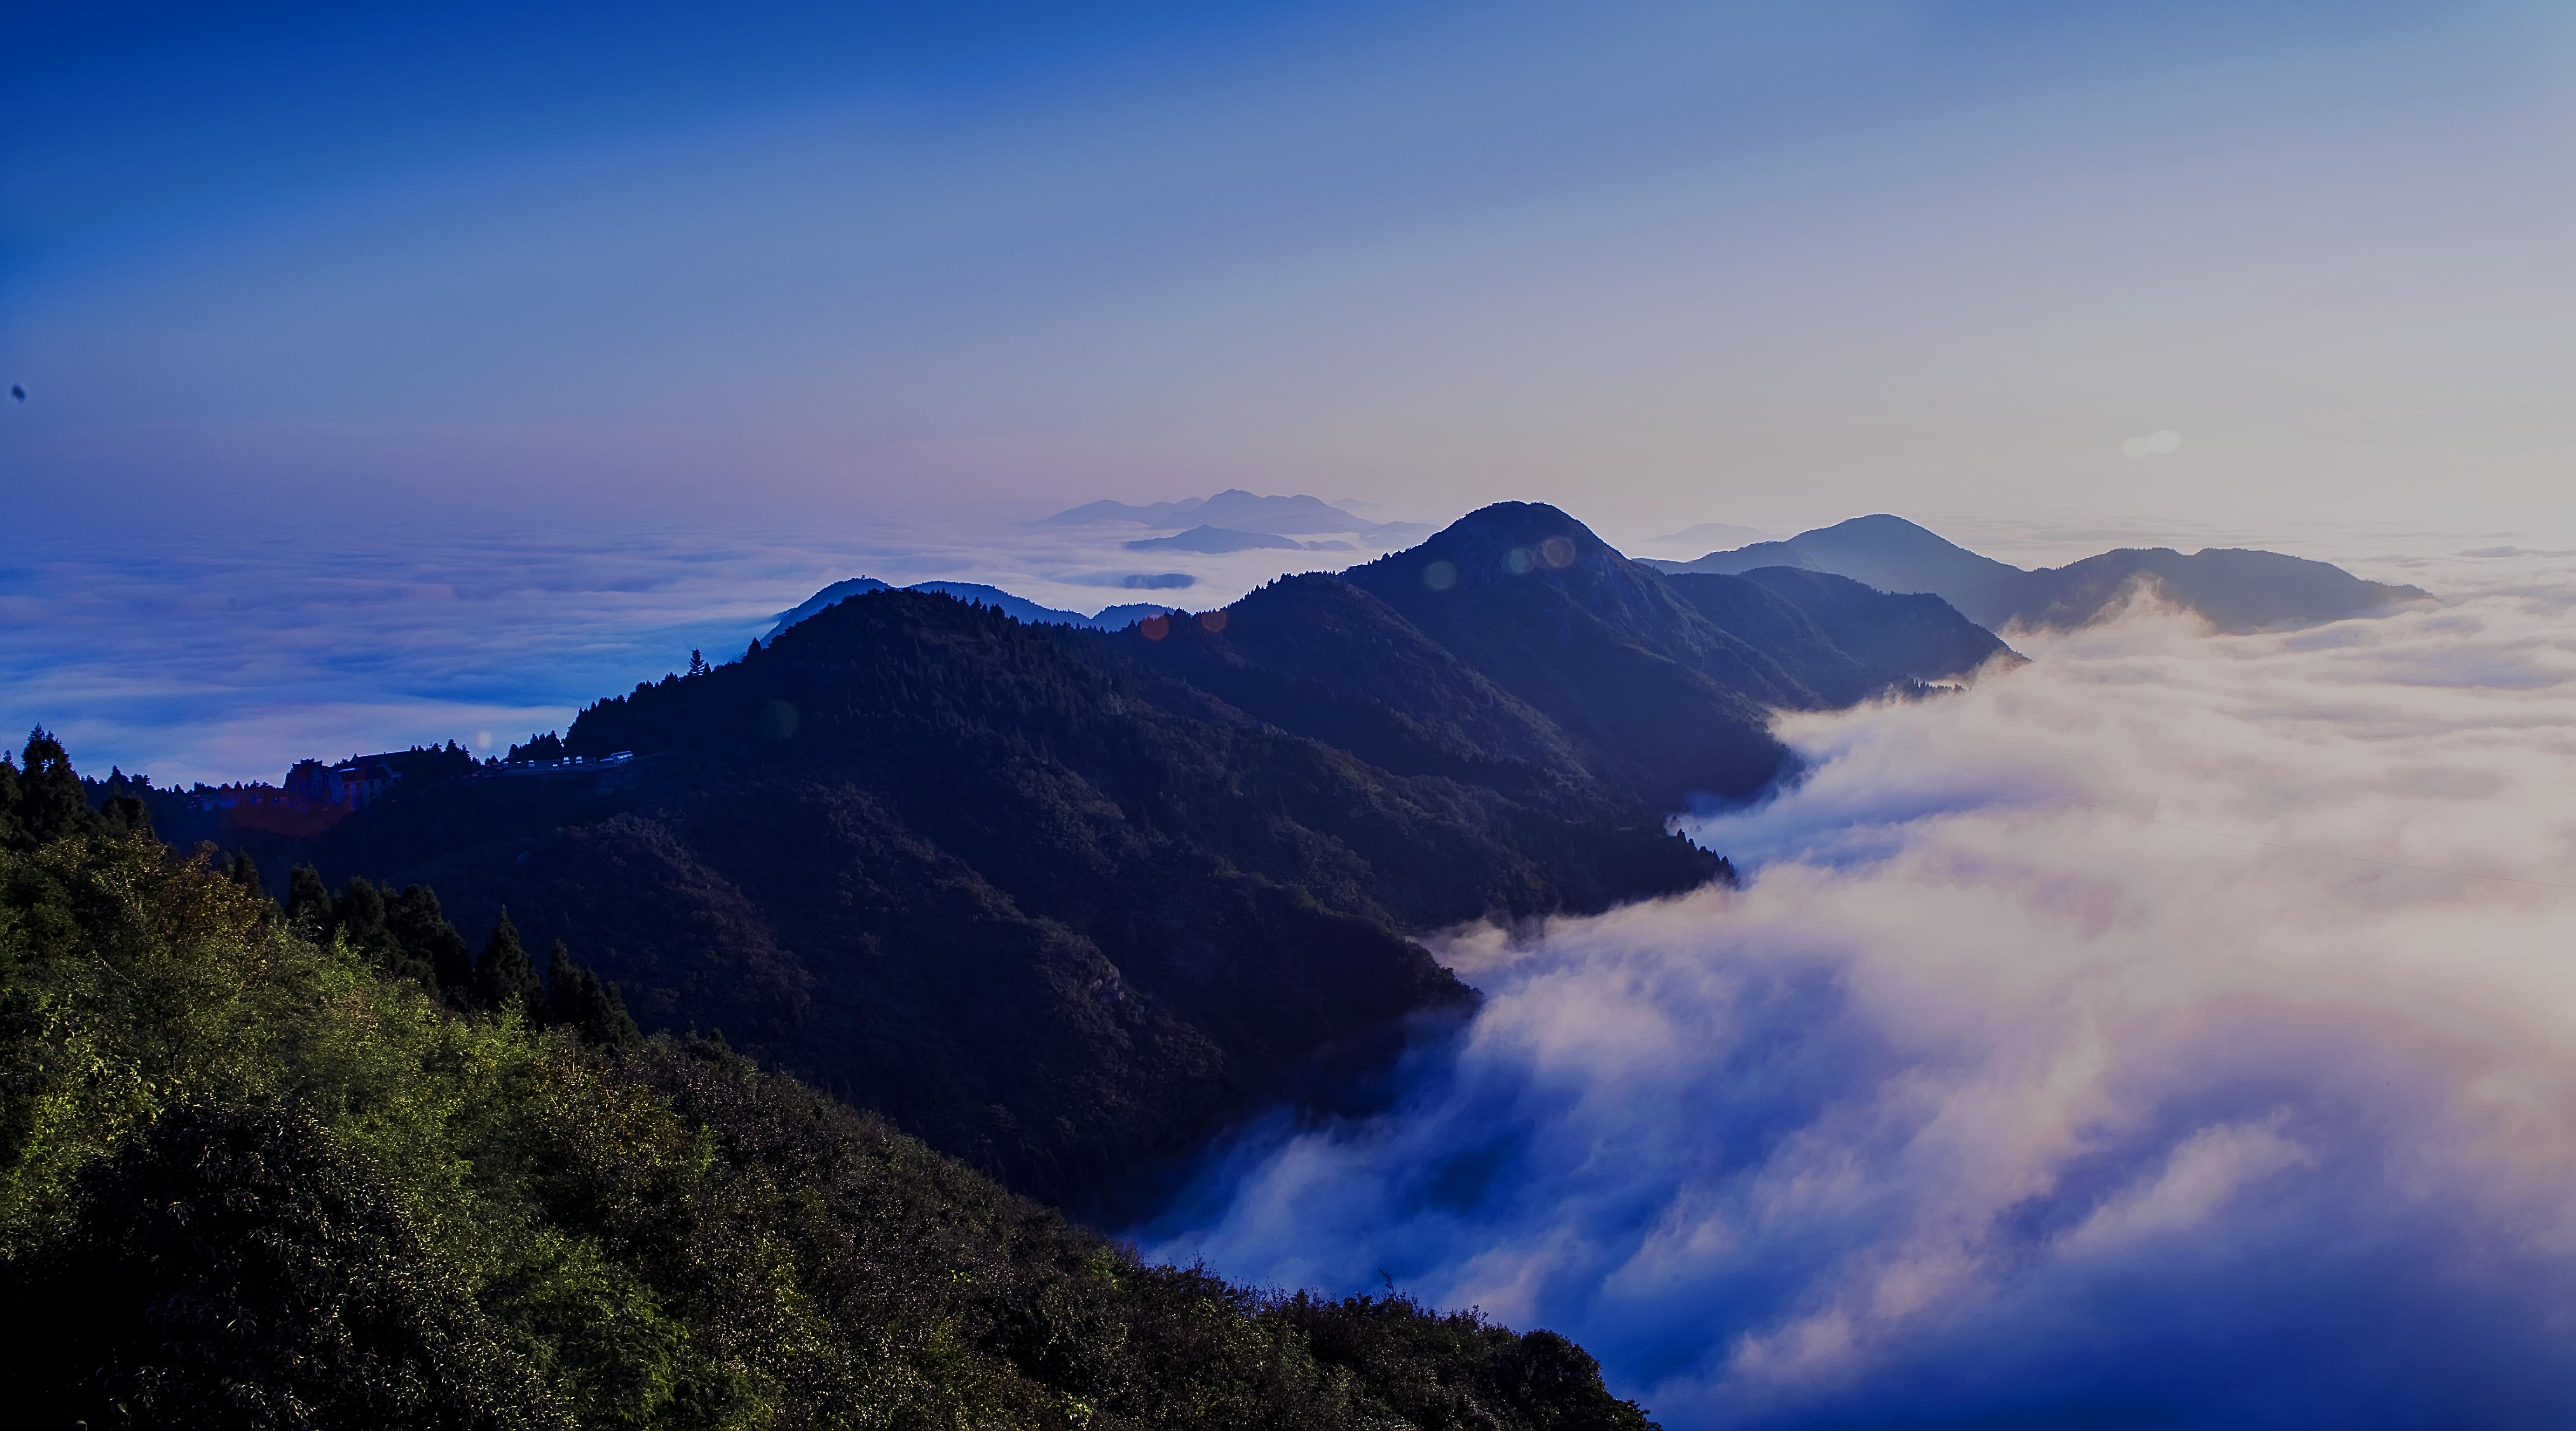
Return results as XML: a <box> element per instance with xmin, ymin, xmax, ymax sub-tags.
<box><xmin>285</xmin><ymin>864</ymin><xmax>334</xmax><ymax>932</ymax></box>
<box><xmin>391</xmin><ymin>884</ymin><xmax>475</xmax><ymax>995</ymax></box>
<box><xmin>542</xmin><ymin>941</ymin><xmax>642</xmax><ymax>1049</ymax></box>
<box><xmin>473</xmin><ymin>909</ymin><xmax>540</xmax><ymax>1018</ymax></box>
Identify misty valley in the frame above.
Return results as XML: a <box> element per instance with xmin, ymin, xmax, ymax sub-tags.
<box><xmin>5</xmin><ymin>499</ymin><xmax>2514</xmax><ymax>1428</ymax></box>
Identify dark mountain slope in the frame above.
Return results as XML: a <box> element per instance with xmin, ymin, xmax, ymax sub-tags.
<box><xmin>1668</xmin><ymin>514</ymin><xmax>2028</xmax><ymax>623</ymax></box>
<box><xmin>274</xmin><ymin>591</ymin><xmax>1717</xmax><ymax>1204</ymax></box>
<box><xmin>1682</xmin><ymin>567</ymin><xmax>2018</xmax><ymax>697</ymax></box>
<box><xmin>1104</xmin><ymin>571</ymin><xmax>1595</xmax><ymax>795</ymax></box>
<box><xmin>1112</xmin><ymin>510</ymin><xmax>2011</xmax><ymax>809</ymax></box>
<box><xmin>1336</xmin><ymin>503</ymin><xmax>1804</xmax><ymax>806</ymax></box>
<box><xmin>1647</xmin><ymin>514</ymin><xmax>2431</xmax><ymax>632</ymax></box>
<box><xmin>1</xmin><ymin>791</ymin><xmax>1658</xmax><ymax>1430</ymax></box>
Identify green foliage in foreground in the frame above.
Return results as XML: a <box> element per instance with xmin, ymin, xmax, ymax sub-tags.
<box><xmin>0</xmin><ymin>755</ymin><xmax>1657</xmax><ymax>1429</ymax></box>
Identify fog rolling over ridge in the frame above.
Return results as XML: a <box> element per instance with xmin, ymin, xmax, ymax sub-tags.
<box><xmin>1143</xmin><ymin>553</ymin><xmax>2576</xmax><ymax>1427</ymax></box>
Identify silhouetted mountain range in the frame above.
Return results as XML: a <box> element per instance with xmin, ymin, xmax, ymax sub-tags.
<box><xmin>1050</xmin><ymin>488</ymin><xmax>1371</xmax><ymax>533</ymax></box>
<box><xmin>184</xmin><ymin>503</ymin><xmax>2006</xmax><ymax>1215</ymax></box>
<box><xmin>1643</xmin><ymin>514</ymin><xmax>2432</xmax><ymax>632</ymax></box>
<box><xmin>1049</xmin><ymin>488</ymin><xmax>1435</xmax><ymax>546</ymax></box>
<box><xmin>1121</xmin><ymin>503</ymin><xmax>2011</xmax><ymax>811</ymax></box>
<box><xmin>769</xmin><ymin>577</ymin><xmax>1167</xmax><ymax>638</ymax></box>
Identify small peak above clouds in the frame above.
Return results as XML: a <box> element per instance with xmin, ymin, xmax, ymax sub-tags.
<box><xmin>1123</xmin><ymin>526</ymin><xmax>1307</xmax><ymax>554</ymax></box>
<box><xmin>1048</xmin><ymin>488</ymin><xmax>1384</xmax><ymax>536</ymax></box>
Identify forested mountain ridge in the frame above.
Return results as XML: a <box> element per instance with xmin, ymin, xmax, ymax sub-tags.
<box><xmin>0</xmin><ymin>742</ymin><xmax>1659</xmax><ymax>1429</ymax></box>
<box><xmin>239</xmin><ymin>586</ymin><xmax>1722</xmax><ymax>1207</ymax></box>
<box><xmin>1120</xmin><ymin>503</ymin><xmax>2012</xmax><ymax>809</ymax></box>
<box><xmin>136</xmin><ymin>503</ymin><xmax>2008</xmax><ymax>1211</ymax></box>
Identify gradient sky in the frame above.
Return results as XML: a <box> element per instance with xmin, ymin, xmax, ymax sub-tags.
<box><xmin>7</xmin><ymin>1</ymin><xmax>2573</xmax><ymax>543</ymax></box>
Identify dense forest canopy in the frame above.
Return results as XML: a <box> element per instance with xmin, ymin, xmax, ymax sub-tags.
<box><xmin>0</xmin><ymin>730</ymin><xmax>1658</xmax><ymax>1429</ymax></box>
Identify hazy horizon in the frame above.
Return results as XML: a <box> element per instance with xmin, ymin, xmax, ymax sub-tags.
<box><xmin>0</xmin><ymin>495</ymin><xmax>2504</xmax><ymax>787</ymax></box>
<box><xmin>13</xmin><ymin>3</ymin><xmax>2571</xmax><ymax>789</ymax></box>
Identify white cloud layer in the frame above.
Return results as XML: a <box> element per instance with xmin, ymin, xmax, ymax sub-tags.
<box><xmin>0</xmin><ymin>516</ymin><xmax>1406</xmax><ymax>786</ymax></box>
<box><xmin>1140</xmin><ymin>553</ymin><xmax>2576</xmax><ymax>1427</ymax></box>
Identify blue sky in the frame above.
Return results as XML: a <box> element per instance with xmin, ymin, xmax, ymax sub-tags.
<box><xmin>8</xmin><ymin>1</ymin><xmax>2572</xmax><ymax>541</ymax></box>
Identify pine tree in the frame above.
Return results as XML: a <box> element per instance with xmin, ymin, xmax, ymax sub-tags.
<box><xmin>332</xmin><ymin>878</ymin><xmax>432</xmax><ymax>984</ymax></box>
<box><xmin>390</xmin><ymin>885</ymin><xmax>475</xmax><ymax>995</ymax></box>
<box><xmin>334</xmin><ymin>877</ymin><xmax>391</xmax><ymax>952</ymax></box>
<box><xmin>17</xmin><ymin>729</ymin><xmax>94</xmax><ymax>844</ymax></box>
<box><xmin>473</xmin><ymin>909</ymin><xmax>540</xmax><ymax>1018</ymax></box>
<box><xmin>507</xmin><ymin>732</ymin><xmax>567</xmax><ymax>763</ymax></box>
<box><xmin>285</xmin><ymin>864</ymin><xmax>334</xmax><ymax>932</ymax></box>
<box><xmin>541</xmin><ymin>941</ymin><xmax>642</xmax><ymax>1050</ymax></box>
<box><xmin>688</xmin><ymin>649</ymin><xmax>708</xmax><ymax>677</ymax></box>
<box><xmin>99</xmin><ymin>795</ymin><xmax>151</xmax><ymax>839</ymax></box>
<box><xmin>0</xmin><ymin>753</ymin><xmax>22</xmax><ymax>848</ymax></box>
<box><xmin>224</xmin><ymin>852</ymin><xmax>263</xmax><ymax>895</ymax></box>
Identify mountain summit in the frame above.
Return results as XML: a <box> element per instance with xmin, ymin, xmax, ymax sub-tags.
<box><xmin>1127</xmin><ymin>502</ymin><xmax>2010</xmax><ymax>809</ymax></box>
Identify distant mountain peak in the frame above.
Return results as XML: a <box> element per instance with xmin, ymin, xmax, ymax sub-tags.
<box><xmin>1121</xmin><ymin>525</ymin><xmax>1308</xmax><ymax>554</ymax></box>
<box><xmin>1048</xmin><ymin>489</ymin><xmax>1376</xmax><ymax>535</ymax></box>
<box><xmin>1410</xmin><ymin>502</ymin><xmax>1615</xmax><ymax>584</ymax></box>
<box><xmin>1817</xmin><ymin>513</ymin><xmax>1956</xmax><ymax>545</ymax></box>
<box><xmin>1642</xmin><ymin>515</ymin><xmax>2429</xmax><ymax>632</ymax></box>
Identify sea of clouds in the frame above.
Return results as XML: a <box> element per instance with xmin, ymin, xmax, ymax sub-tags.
<box><xmin>0</xmin><ymin>494</ymin><xmax>2440</xmax><ymax>789</ymax></box>
<box><xmin>1141</xmin><ymin>548</ymin><xmax>2576</xmax><ymax>1427</ymax></box>
<box><xmin>0</xmin><ymin>514</ymin><xmax>1390</xmax><ymax>787</ymax></box>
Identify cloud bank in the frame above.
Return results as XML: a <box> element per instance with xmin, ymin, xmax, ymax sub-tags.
<box><xmin>0</xmin><ymin>511</ymin><xmax>1410</xmax><ymax>786</ymax></box>
<box><xmin>1141</xmin><ymin>557</ymin><xmax>2576</xmax><ymax>1427</ymax></box>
